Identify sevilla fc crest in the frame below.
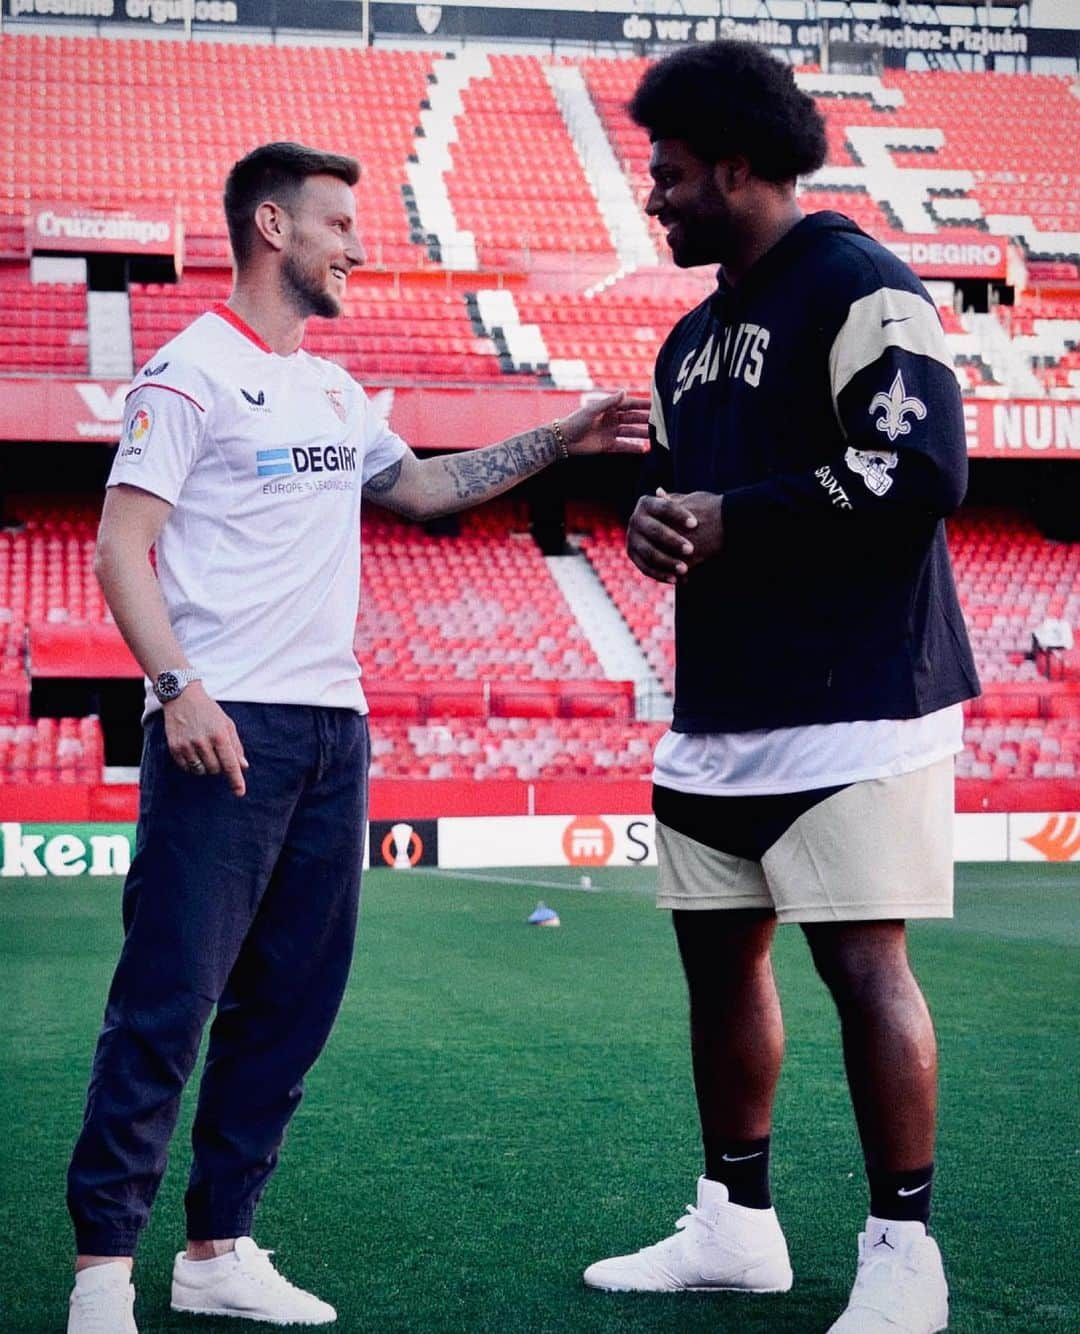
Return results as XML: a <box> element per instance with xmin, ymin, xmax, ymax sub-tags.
<box><xmin>325</xmin><ymin>388</ymin><xmax>347</xmax><ymax>422</ymax></box>
<box><xmin>416</xmin><ymin>5</ymin><xmax>442</xmax><ymax>34</ymax></box>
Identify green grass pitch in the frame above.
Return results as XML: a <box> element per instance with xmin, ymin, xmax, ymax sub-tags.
<box><xmin>2</xmin><ymin>862</ymin><xmax>1078</xmax><ymax>1332</ymax></box>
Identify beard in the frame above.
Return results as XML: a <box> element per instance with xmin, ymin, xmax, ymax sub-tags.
<box><xmin>666</xmin><ymin>179</ymin><xmax>736</xmax><ymax>268</ymax></box>
<box><xmin>281</xmin><ymin>249</ymin><xmax>341</xmax><ymax>319</ymax></box>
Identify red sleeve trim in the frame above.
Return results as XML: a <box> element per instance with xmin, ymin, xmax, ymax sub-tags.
<box><xmin>125</xmin><ymin>382</ymin><xmax>207</xmax><ymax>413</ymax></box>
<box><xmin>211</xmin><ymin>301</ymin><xmax>274</xmax><ymax>353</ymax></box>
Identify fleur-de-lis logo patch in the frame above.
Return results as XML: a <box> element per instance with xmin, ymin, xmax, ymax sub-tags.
<box><xmin>869</xmin><ymin>371</ymin><xmax>926</xmax><ymax>442</ymax></box>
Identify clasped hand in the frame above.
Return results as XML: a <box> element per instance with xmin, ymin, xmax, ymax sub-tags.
<box><xmin>627</xmin><ymin>488</ymin><xmax>723</xmax><ymax>585</ymax></box>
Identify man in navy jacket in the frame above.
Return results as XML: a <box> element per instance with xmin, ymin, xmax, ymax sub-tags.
<box><xmin>583</xmin><ymin>42</ymin><xmax>978</xmax><ymax>1334</ymax></box>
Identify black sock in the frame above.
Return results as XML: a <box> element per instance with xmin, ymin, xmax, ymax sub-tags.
<box><xmin>867</xmin><ymin>1162</ymin><xmax>934</xmax><ymax>1226</ymax></box>
<box><xmin>703</xmin><ymin>1135</ymin><xmax>772</xmax><ymax>1209</ymax></box>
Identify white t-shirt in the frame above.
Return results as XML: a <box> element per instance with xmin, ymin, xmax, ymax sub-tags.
<box><xmin>652</xmin><ymin>705</ymin><xmax>964</xmax><ymax>796</ymax></box>
<box><xmin>108</xmin><ymin>303</ymin><xmax>408</xmax><ymax>716</ymax></box>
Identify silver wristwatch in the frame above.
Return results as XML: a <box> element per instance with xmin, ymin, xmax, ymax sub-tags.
<box><xmin>153</xmin><ymin>667</ymin><xmax>202</xmax><ymax>704</ymax></box>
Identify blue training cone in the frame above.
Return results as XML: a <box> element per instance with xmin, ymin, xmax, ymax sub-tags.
<box><xmin>527</xmin><ymin>902</ymin><xmax>561</xmax><ymax>927</ymax></box>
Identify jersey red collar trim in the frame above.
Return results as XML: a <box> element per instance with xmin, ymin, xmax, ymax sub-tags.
<box><xmin>211</xmin><ymin>302</ymin><xmax>274</xmax><ymax>354</ymax></box>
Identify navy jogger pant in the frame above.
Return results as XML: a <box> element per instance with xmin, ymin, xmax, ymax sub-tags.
<box><xmin>67</xmin><ymin>702</ymin><xmax>369</xmax><ymax>1255</ymax></box>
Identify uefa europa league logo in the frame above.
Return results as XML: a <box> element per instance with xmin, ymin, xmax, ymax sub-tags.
<box><xmin>376</xmin><ymin>819</ymin><xmax>431</xmax><ymax>869</ymax></box>
<box><xmin>390</xmin><ymin>822</ymin><xmax>416</xmax><ymax>869</ymax></box>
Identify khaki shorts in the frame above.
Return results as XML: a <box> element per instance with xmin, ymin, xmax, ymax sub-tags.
<box><xmin>656</xmin><ymin>757</ymin><xmax>955</xmax><ymax>924</ymax></box>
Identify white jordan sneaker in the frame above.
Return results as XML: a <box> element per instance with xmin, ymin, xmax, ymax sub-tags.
<box><xmin>827</xmin><ymin>1217</ymin><xmax>948</xmax><ymax>1332</ymax></box>
<box><xmin>171</xmin><ymin>1237</ymin><xmax>336</xmax><ymax>1325</ymax></box>
<box><xmin>68</xmin><ymin>1262</ymin><xmax>137</xmax><ymax>1334</ymax></box>
<box><xmin>583</xmin><ymin>1176</ymin><xmax>793</xmax><ymax>1293</ymax></box>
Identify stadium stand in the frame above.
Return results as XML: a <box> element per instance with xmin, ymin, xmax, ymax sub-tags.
<box><xmin>128</xmin><ymin>276</ymin><xmax>507</xmax><ymax>384</ymax></box>
<box><xmin>2</xmin><ymin>492</ymin><xmax>1076</xmax><ymax>797</ymax></box>
<box><xmin>355</xmin><ymin>505</ymin><xmax>606</xmax><ymax>684</ymax></box>
<box><xmin>1</xmin><ymin>36</ymin><xmax>434</xmax><ymax>268</ymax></box>
<box><xmin>950</xmin><ymin>509</ymin><xmax>1080</xmax><ymax>685</ymax></box>
<box><xmin>574</xmin><ymin>511</ymin><xmax>675</xmax><ymax>690</ymax></box>
<box><xmin>444</xmin><ymin>54</ymin><xmax>617</xmax><ymax>271</ymax></box>
<box><xmin>513</xmin><ymin>289</ymin><xmax>691</xmax><ymax>394</ymax></box>
<box><xmin>4</xmin><ymin>38</ymin><xmax>1078</xmax><ymax>391</ymax></box>
<box><xmin>0</xmin><ymin>267</ymin><xmax>87</xmax><ymax>374</ymax></box>
<box><xmin>583</xmin><ymin>60</ymin><xmax>1080</xmax><ymax>250</ymax></box>
<box><xmin>578</xmin><ymin>504</ymin><xmax>1080</xmax><ymax>685</ymax></box>
<box><xmin>0</xmin><ymin>500</ymin><xmax>103</xmax><ymax>628</ymax></box>
<box><xmin>4</xmin><ymin>36</ymin><xmax>1072</xmax><ymax>389</ymax></box>
<box><xmin>0</xmin><ymin>33</ymin><xmax>1076</xmax><ymax>816</ymax></box>
<box><xmin>368</xmin><ymin>716</ymin><xmax>665</xmax><ymax>781</ymax></box>
<box><xmin>0</xmin><ymin>714</ymin><xmax>103</xmax><ymax>785</ymax></box>
<box><xmin>580</xmin><ymin>57</ymin><xmax>1080</xmax><ymax>396</ymax></box>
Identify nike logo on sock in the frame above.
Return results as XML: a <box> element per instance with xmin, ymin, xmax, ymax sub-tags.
<box><xmin>897</xmin><ymin>1182</ymin><xmax>931</xmax><ymax>1197</ymax></box>
<box><xmin>721</xmin><ymin>1151</ymin><xmax>765</xmax><ymax>1163</ymax></box>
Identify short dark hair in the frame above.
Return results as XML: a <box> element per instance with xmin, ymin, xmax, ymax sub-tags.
<box><xmin>629</xmin><ymin>41</ymin><xmax>827</xmax><ymax>182</ymax></box>
<box><xmin>223</xmin><ymin>141</ymin><xmax>361</xmax><ymax>267</ymax></box>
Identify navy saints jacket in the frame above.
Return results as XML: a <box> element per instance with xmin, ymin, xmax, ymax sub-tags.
<box><xmin>644</xmin><ymin>211</ymin><xmax>980</xmax><ymax>732</ymax></box>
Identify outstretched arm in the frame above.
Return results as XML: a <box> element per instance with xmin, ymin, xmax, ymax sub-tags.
<box><xmin>362</xmin><ymin>392</ymin><xmax>650</xmax><ymax>520</ymax></box>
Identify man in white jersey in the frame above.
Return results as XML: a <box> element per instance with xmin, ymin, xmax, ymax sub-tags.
<box><xmin>582</xmin><ymin>45</ymin><xmax>978</xmax><ymax>1334</ymax></box>
<box><xmin>65</xmin><ymin>141</ymin><xmax>648</xmax><ymax>1333</ymax></box>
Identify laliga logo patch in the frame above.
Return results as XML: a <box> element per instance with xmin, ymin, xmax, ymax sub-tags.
<box><xmin>119</xmin><ymin>404</ymin><xmax>153</xmax><ymax>461</ymax></box>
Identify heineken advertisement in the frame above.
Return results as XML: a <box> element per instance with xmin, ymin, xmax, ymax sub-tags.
<box><xmin>0</xmin><ymin>822</ymin><xmax>134</xmax><ymax>878</ymax></box>
<box><xmin>3</xmin><ymin>0</ymin><xmax>1077</xmax><ymax>64</ymax></box>
<box><xmin>0</xmin><ymin>815</ymin><xmax>1074</xmax><ymax>875</ymax></box>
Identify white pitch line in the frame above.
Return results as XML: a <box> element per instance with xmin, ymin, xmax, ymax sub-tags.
<box><xmin>426</xmin><ymin>868</ymin><xmax>602</xmax><ymax>893</ymax></box>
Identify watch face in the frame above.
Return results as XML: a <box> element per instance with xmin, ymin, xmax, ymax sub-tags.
<box><xmin>157</xmin><ymin>671</ymin><xmax>180</xmax><ymax>700</ymax></box>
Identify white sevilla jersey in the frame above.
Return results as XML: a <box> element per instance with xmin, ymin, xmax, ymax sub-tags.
<box><xmin>109</xmin><ymin>303</ymin><xmax>407</xmax><ymax>716</ymax></box>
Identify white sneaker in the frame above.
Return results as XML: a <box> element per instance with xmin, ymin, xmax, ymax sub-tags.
<box><xmin>827</xmin><ymin>1217</ymin><xmax>949</xmax><ymax>1332</ymax></box>
<box><xmin>583</xmin><ymin>1176</ymin><xmax>793</xmax><ymax>1293</ymax></box>
<box><xmin>68</xmin><ymin>1262</ymin><xmax>137</xmax><ymax>1334</ymax></box>
<box><xmin>170</xmin><ymin>1237</ymin><xmax>336</xmax><ymax>1325</ymax></box>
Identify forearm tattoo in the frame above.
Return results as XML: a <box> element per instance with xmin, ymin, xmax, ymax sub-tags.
<box><xmin>362</xmin><ymin>458</ymin><xmax>404</xmax><ymax>497</ymax></box>
<box><xmin>442</xmin><ymin>426</ymin><xmax>558</xmax><ymax>502</ymax></box>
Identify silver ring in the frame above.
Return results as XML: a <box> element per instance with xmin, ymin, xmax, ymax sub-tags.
<box><xmin>187</xmin><ymin>760</ymin><xmax>206</xmax><ymax>776</ymax></box>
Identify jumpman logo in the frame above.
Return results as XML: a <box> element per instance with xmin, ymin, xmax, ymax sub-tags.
<box><xmin>873</xmin><ymin>1229</ymin><xmax>896</xmax><ymax>1250</ymax></box>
